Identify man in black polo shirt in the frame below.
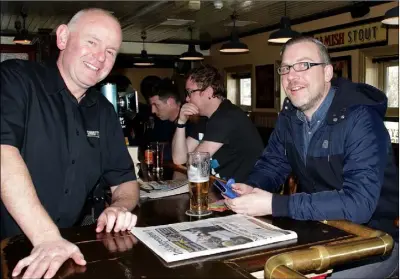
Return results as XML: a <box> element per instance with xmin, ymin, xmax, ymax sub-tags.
<box><xmin>172</xmin><ymin>65</ymin><xmax>263</xmax><ymax>182</ymax></box>
<box><xmin>1</xmin><ymin>8</ymin><xmax>139</xmax><ymax>279</ymax></box>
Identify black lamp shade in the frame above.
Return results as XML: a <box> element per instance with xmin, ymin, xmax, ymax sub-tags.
<box><xmin>220</xmin><ymin>39</ymin><xmax>249</xmax><ymax>53</ymax></box>
<box><xmin>268</xmin><ymin>16</ymin><xmax>301</xmax><ymax>44</ymax></box>
<box><xmin>180</xmin><ymin>44</ymin><xmax>204</xmax><ymax>61</ymax></box>
<box><xmin>382</xmin><ymin>6</ymin><xmax>399</xmax><ymax>25</ymax></box>
<box><xmin>219</xmin><ymin>29</ymin><xmax>249</xmax><ymax>54</ymax></box>
<box><xmin>134</xmin><ymin>50</ymin><xmax>154</xmax><ymax>66</ymax></box>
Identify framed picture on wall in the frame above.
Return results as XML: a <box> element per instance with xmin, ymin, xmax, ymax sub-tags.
<box><xmin>331</xmin><ymin>55</ymin><xmax>352</xmax><ymax>81</ymax></box>
<box><xmin>255</xmin><ymin>64</ymin><xmax>276</xmax><ymax>109</ymax></box>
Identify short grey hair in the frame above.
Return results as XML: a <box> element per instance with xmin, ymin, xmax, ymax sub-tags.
<box><xmin>280</xmin><ymin>36</ymin><xmax>331</xmax><ymax>65</ymax></box>
<box><xmin>67</xmin><ymin>8</ymin><xmax>120</xmax><ymax>32</ymax></box>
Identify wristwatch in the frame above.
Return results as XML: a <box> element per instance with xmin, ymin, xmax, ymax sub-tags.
<box><xmin>176</xmin><ymin>122</ymin><xmax>186</xmax><ymax>128</ymax></box>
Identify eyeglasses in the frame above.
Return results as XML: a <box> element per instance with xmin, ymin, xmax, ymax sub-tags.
<box><xmin>185</xmin><ymin>88</ymin><xmax>203</xmax><ymax>97</ymax></box>
<box><xmin>277</xmin><ymin>62</ymin><xmax>326</xmax><ymax>75</ymax></box>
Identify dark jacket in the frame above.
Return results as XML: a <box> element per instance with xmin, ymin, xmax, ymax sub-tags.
<box><xmin>247</xmin><ymin>78</ymin><xmax>399</xmax><ymax>239</ymax></box>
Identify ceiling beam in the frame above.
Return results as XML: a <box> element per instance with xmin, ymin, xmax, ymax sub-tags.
<box><xmin>212</xmin><ymin>1</ymin><xmax>392</xmax><ymax>44</ymax></box>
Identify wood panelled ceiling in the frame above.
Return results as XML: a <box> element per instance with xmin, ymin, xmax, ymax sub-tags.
<box><xmin>0</xmin><ymin>1</ymin><xmax>387</xmax><ymax>44</ymax></box>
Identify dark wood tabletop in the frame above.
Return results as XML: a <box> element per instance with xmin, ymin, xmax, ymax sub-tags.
<box><xmin>1</xmin><ymin>167</ymin><xmax>354</xmax><ymax>279</ymax></box>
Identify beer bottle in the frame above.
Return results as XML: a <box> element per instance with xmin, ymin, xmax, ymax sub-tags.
<box><xmin>138</xmin><ymin>118</ymin><xmax>153</xmax><ymax>165</ymax></box>
<box><xmin>144</xmin><ymin>143</ymin><xmax>154</xmax><ymax>171</ymax></box>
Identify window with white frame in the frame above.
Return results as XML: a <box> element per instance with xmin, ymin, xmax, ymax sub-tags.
<box><xmin>366</xmin><ymin>55</ymin><xmax>399</xmax><ymax>143</ymax></box>
<box><xmin>383</xmin><ymin>60</ymin><xmax>399</xmax><ymax>108</ymax></box>
<box><xmin>239</xmin><ymin>78</ymin><xmax>251</xmax><ymax>107</ymax></box>
<box><xmin>365</xmin><ymin>55</ymin><xmax>399</xmax><ymax>117</ymax></box>
<box><xmin>226</xmin><ymin>67</ymin><xmax>252</xmax><ymax>111</ymax></box>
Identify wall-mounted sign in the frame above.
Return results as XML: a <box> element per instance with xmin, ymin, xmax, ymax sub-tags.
<box><xmin>309</xmin><ymin>19</ymin><xmax>388</xmax><ymax>52</ymax></box>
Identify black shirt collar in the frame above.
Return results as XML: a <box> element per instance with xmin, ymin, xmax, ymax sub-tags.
<box><xmin>43</xmin><ymin>60</ymin><xmax>99</xmax><ymax>107</ymax></box>
<box><xmin>42</xmin><ymin>60</ymin><xmax>67</xmax><ymax>94</ymax></box>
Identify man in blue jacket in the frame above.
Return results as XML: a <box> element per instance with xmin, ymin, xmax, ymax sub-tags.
<box><xmin>225</xmin><ymin>36</ymin><xmax>398</xmax><ymax>278</ymax></box>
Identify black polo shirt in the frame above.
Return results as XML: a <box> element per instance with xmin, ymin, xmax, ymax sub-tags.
<box><xmin>0</xmin><ymin>59</ymin><xmax>136</xmax><ymax>239</ymax></box>
<box><xmin>189</xmin><ymin>99</ymin><xmax>263</xmax><ymax>182</ymax></box>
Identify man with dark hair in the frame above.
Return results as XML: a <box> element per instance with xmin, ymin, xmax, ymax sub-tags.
<box><xmin>225</xmin><ymin>36</ymin><xmax>399</xmax><ymax>278</ymax></box>
<box><xmin>149</xmin><ymin>78</ymin><xmax>182</xmax><ymax>122</ymax></box>
<box><xmin>172</xmin><ymin>65</ymin><xmax>263</xmax><ymax>182</ymax></box>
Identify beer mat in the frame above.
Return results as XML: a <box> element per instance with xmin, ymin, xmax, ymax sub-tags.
<box><xmin>209</xmin><ymin>199</ymin><xmax>228</xmax><ymax>212</ymax></box>
<box><xmin>140</xmin><ymin>179</ymin><xmax>188</xmax><ymax>192</ymax></box>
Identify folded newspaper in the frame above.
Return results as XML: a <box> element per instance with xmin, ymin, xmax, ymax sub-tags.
<box><xmin>131</xmin><ymin>214</ymin><xmax>297</xmax><ymax>263</ymax></box>
<box><xmin>139</xmin><ymin>179</ymin><xmax>188</xmax><ymax>199</ymax></box>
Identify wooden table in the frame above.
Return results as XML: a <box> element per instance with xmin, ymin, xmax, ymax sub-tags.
<box><xmin>2</xmin><ymin>165</ymin><xmax>390</xmax><ymax>279</ymax></box>
<box><xmin>1</xmin><ymin>194</ymin><xmax>353</xmax><ymax>279</ymax></box>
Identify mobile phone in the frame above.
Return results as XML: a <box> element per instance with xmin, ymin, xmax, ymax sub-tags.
<box><xmin>213</xmin><ymin>178</ymin><xmax>238</xmax><ymax>199</ymax></box>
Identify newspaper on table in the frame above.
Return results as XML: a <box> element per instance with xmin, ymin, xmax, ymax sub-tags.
<box><xmin>131</xmin><ymin>214</ymin><xmax>297</xmax><ymax>263</ymax></box>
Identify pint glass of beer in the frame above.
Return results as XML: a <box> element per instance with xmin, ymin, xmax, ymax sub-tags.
<box><xmin>186</xmin><ymin>152</ymin><xmax>211</xmax><ymax>217</ymax></box>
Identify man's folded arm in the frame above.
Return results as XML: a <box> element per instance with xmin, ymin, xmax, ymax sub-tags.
<box><xmin>194</xmin><ymin>140</ymin><xmax>223</xmax><ymax>157</ymax></box>
<box><xmin>172</xmin><ymin>134</ymin><xmax>198</xmax><ymax>164</ymax></box>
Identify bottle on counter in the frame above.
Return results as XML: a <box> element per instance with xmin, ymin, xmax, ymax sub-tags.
<box><xmin>144</xmin><ymin>143</ymin><xmax>154</xmax><ymax>171</ymax></box>
<box><xmin>138</xmin><ymin>117</ymin><xmax>154</xmax><ymax>164</ymax></box>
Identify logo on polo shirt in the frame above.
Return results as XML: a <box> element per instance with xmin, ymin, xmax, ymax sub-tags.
<box><xmin>198</xmin><ymin>133</ymin><xmax>204</xmax><ymax>142</ymax></box>
<box><xmin>87</xmin><ymin>130</ymin><xmax>100</xmax><ymax>138</ymax></box>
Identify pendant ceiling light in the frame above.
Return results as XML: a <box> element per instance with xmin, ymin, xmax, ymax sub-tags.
<box><xmin>381</xmin><ymin>6</ymin><xmax>399</xmax><ymax>25</ymax></box>
<box><xmin>13</xmin><ymin>12</ymin><xmax>32</xmax><ymax>45</ymax></box>
<box><xmin>268</xmin><ymin>2</ymin><xmax>301</xmax><ymax>44</ymax></box>
<box><xmin>134</xmin><ymin>31</ymin><xmax>154</xmax><ymax>66</ymax></box>
<box><xmin>220</xmin><ymin>12</ymin><xmax>249</xmax><ymax>54</ymax></box>
<box><xmin>180</xmin><ymin>27</ymin><xmax>204</xmax><ymax>61</ymax></box>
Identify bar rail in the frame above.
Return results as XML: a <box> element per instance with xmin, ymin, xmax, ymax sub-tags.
<box><xmin>264</xmin><ymin>220</ymin><xmax>394</xmax><ymax>279</ymax></box>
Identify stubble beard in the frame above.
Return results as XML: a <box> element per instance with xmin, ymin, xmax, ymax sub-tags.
<box><xmin>296</xmin><ymin>90</ymin><xmax>325</xmax><ymax>114</ymax></box>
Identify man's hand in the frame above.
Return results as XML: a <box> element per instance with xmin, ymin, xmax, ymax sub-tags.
<box><xmin>224</xmin><ymin>188</ymin><xmax>273</xmax><ymax>216</ymax></box>
<box><xmin>96</xmin><ymin>206</ymin><xmax>137</xmax><ymax>233</ymax></box>
<box><xmin>12</xmin><ymin>237</ymin><xmax>86</xmax><ymax>279</ymax></box>
<box><xmin>231</xmin><ymin>183</ymin><xmax>254</xmax><ymax>195</ymax></box>
<box><xmin>178</xmin><ymin>103</ymin><xmax>199</xmax><ymax>124</ymax></box>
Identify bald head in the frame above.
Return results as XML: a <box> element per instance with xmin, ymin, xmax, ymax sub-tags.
<box><xmin>56</xmin><ymin>8</ymin><xmax>123</xmax><ymax>97</ymax></box>
<box><xmin>67</xmin><ymin>8</ymin><xmax>121</xmax><ymax>33</ymax></box>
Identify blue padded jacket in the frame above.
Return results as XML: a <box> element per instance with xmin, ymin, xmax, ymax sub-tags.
<box><xmin>247</xmin><ymin>78</ymin><xmax>399</xmax><ymax>239</ymax></box>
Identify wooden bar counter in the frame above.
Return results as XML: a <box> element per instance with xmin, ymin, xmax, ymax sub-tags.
<box><xmin>1</xmin><ymin>165</ymin><xmax>393</xmax><ymax>279</ymax></box>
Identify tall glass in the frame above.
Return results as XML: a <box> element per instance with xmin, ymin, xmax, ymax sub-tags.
<box><xmin>186</xmin><ymin>152</ymin><xmax>211</xmax><ymax>217</ymax></box>
<box><xmin>150</xmin><ymin>142</ymin><xmax>164</xmax><ymax>172</ymax></box>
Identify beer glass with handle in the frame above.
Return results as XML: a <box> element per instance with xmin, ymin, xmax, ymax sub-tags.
<box><xmin>186</xmin><ymin>152</ymin><xmax>211</xmax><ymax>217</ymax></box>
